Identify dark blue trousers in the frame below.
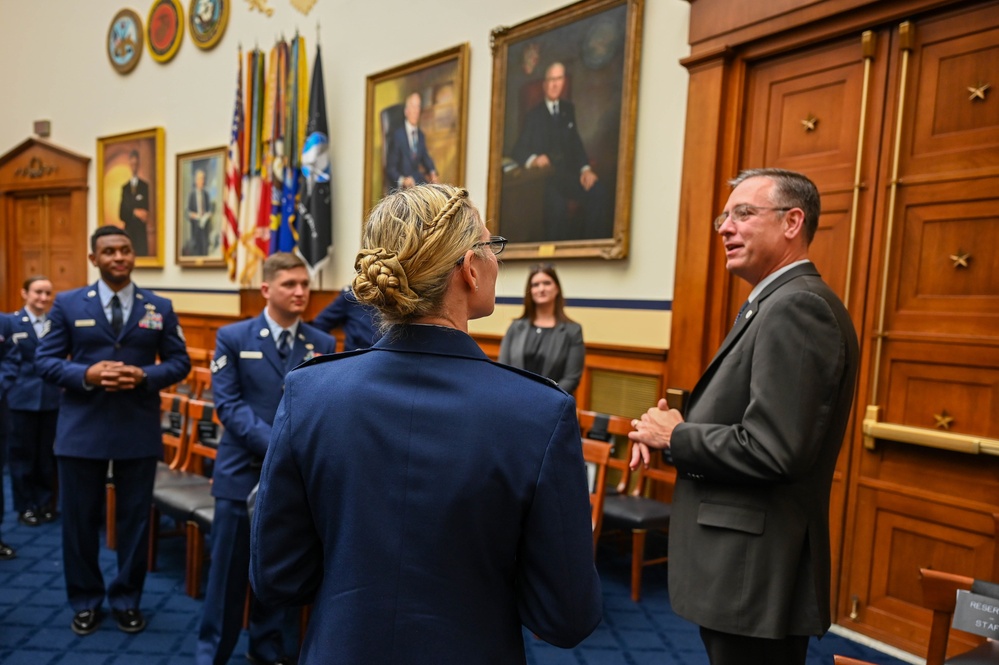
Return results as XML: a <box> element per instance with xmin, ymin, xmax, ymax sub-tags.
<box><xmin>7</xmin><ymin>409</ymin><xmax>57</xmax><ymax>513</ymax></box>
<box><xmin>58</xmin><ymin>455</ymin><xmax>157</xmax><ymax>612</ymax></box>
<box><xmin>196</xmin><ymin>497</ymin><xmax>288</xmax><ymax>665</ymax></box>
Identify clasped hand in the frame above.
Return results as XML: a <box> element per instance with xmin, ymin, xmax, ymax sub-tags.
<box><xmin>628</xmin><ymin>397</ymin><xmax>684</xmax><ymax>469</ymax></box>
<box><xmin>85</xmin><ymin>360</ymin><xmax>144</xmax><ymax>391</ymax></box>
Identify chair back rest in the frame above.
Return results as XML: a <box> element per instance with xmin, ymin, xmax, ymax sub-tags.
<box><xmin>183</xmin><ymin>398</ymin><xmax>222</xmax><ymax>476</ymax></box>
<box><xmin>581</xmin><ymin>438</ymin><xmax>612</xmax><ymax>551</ymax></box>
<box><xmin>577</xmin><ymin>409</ymin><xmax>635</xmax><ymax>493</ymax></box>
<box><xmin>191</xmin><ymin>366</ymin><xmax>213</xmax><ymax>400</ymax></box>
<box><xmin>186</xmin><ymin>346</ymin><xmax>211</xmax><ymax>368</ymax></box>
<box><xmin>159</xmin><ymin>391</ymin><xmax>189</xmax><ymax>469</ymax></box>
<box><xmin>919</xmin><ymin>568</ymin><xmax>989</xmax><ymax>665</ymax></box>
<box><xmin>833</xmin><ymin>657</ymin><xmax>877</xmax><ymax>665</ymax></box>
<box><xmin>628</xmin><ymin>463</ymin><xmax>677</xmax><ymax>501</ymax></box>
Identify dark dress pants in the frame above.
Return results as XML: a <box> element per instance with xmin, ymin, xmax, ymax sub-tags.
<box><xmin>700</xmin><ymin>625</ymin><xmax>811</xmax><ymax>665</ymax></box>
<box><xmin>58</xmin><ymin>455</ymin><xmax>157</xmax><ymax>612</ymax></box>
<box><xmin>196</xmin><ymin>497</ymin><xmax>287</xmax><ymax>665</ymax></box>
<box><xmin>7</xmin><ymin>409</ymin><xmax>57</xmax><ymax>513</ymax></box>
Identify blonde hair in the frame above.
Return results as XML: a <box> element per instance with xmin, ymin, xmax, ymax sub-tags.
<box><xmin>353</xmin><ymin>184</ymin><xmax>483</xmax><ymax>329</ymax></box>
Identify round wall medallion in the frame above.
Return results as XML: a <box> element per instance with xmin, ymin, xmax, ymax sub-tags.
<box><xmin>189</xmin><ymin>0</ymin><xmax>229</xmax><ymax>50</ymax></box>
<box><xmin>147</xmin><ymin>0</ymin><xmax>184</xmax><ymax>63</ymax></box>
<box><xmin>107</xmin><ymin>8</ymin><xmax>144</xmax><ymax>74</ymax></box>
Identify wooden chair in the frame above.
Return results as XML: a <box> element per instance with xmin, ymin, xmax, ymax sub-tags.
<box><xmin>148</xmin><ymin>399</ymin><xmax>220</xmax><ymax>595</ymax></box>
<box><xmin>919</xmin><ymin>568</ymin><xmax>999</xmax><ymax>665</ymax></box>
<box><xmin>182</xmin><ymin>399</ymin><xmax>224</xmax><ymax>597</ymax></box>
<box><xmin>601</xmin><ymin>457</ymin><xmax>676</xmax><ymax>602</ymax></box>
<box><xmin>186</xmin><ymin>346</ymin><xmax>212</xmax><ymax>368</ymax></box>
<box><xmin>190</xmin><ymin>366</ymin><xmax>213</xmax><ymax>400</ymax></box>
<box><xmin>834</xmin><ymin>657</ymin><xmax>878</xmax><ymax>665</ymax></box>
<box><xmin>577</xmin><ymin>409</ymin><xmax>636</xmax><ymax>494</ymax></box>
<box><xmin>581</xmin><ymin>438</ymin><xmax>612</xmax><ymax>552</ymax></box>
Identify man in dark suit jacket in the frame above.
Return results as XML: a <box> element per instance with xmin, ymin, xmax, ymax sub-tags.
<box><xmin>629</xmin><ymin>169</ymin><xmax>859</xmax><ymax>665</ymax></box>
<box><xmin>1</xmin><ymin>276</ymin><xmax>61</xmax><ymax>527</ymax></box>
<box><xmin>36</xmin><ymin>226</ymin><xmax>191</xmax><ymax>636</ymax></box>
<box><xmin>196</xmin><ymin>253</ymin><xmax>336</xmax><ymax>665</ymax></box>
<box><xmin>119</xmin><ymin>150</ymin><xmax>151</xmax><ymax>257</ymax></box>
<box><xmin>385</xmin><ymin>92</ymin><xmax>439</xmax><ymax>190</ymax></box>
<box><xmin>511</xmin><ymin>62</ymin><xmax>611</xmax><ymax>241</ymax></box>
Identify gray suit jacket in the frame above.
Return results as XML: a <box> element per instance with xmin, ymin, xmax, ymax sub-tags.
<box><xmin>498</xmin><ymin>318</ymin><xmax>585</xmax><ymax>395</ymax></box>
<box><xmin>667</xmin><ymin>262</ymin><xmax>858</xmax><ymax>639</ymax></box>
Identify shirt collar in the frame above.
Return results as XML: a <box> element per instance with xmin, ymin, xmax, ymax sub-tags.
<box><xmin>98</xmin><ymin>280</ymin><xmax>135</xmax><ymax>308</ymax></box>
<box><xmin>263</xmin><ymin>308</ymin><xmax>299</xmax><ymax>342</ymax></box>
<box><xmin>747</xmin><ymin>259</ymin><xmax>811</xmax><ymax>303</ymax></box>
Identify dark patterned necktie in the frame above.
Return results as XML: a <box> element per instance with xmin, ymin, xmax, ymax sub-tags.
<box><xmin>111</xmin><ymin>295</ymin><xmax>123</xmax><ymax>335</ymax></box>
<box><xmin>277</xmin><ymin>330</ymin><xmax>291</xmax><ymax>360</ymax></box>
<box><xmin>733</xmin><ymin>301</ymin><xmax>749</xmax><ymax>329</ymax></box>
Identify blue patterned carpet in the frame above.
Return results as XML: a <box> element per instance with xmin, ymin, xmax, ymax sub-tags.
<box><xmin>0</xmin><ymin>473</ymin><xmax>910</xmax><ymax>665</ymax></box>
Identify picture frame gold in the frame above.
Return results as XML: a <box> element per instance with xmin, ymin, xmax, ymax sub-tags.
<box><xmin>176</xmin><ymin>146</ymin><xmax>226</xmax><ymax>267</ymax></box>
<box><xmin>486</xmin><ymin>0</ymin><xmax>644</xmax><ymax>260</ymax></box>
<box><xmin>188</xmin><ymin>0</ymin><xmax>229</xmax><ymax>51</ymax></box>
<box><xmin>147</xmin><ymin>0</ymin><xmax>184</xmax><ymax>63</ymax></box>
<box><xmin>107</xmin><ymin>8</ymin><xmax>144</xmax><ymax>75</ymax></box>
<box><xmin>362</xmin><ymin>44</ymin><xmax>470</xmax><ymax>218</ymax></box>
<box><xmin>96</xmin><ymin>128</ymin><xmax>166</xmax><ymax>268</ymax></box>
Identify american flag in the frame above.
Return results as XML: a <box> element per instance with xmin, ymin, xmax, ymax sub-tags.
<box><xmin>223</xmin><ymin>52</ymin><xmax>244</xmax><ymax>281</ymax></box>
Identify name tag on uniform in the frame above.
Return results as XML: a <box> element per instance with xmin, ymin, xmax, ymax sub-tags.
<box><xmin>75</xmin><ymin>319</ymin><xmax>96</xmax><ymax>327</ymax></box>
<box><xmin>240</xmin><ymin>351</ymin><xmax>264</xmax><ymax>359</ymax></box>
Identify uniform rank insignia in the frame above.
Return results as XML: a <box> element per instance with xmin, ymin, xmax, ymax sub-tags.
<box><xmin>211</xmin><ymin>355</ymin><xmax>227</xmax><ymax>373</ymax></box>
<box><xmin>176</xmin><ymin>324</ymin><xmax>186</xmax><ymax>342</ymax></box>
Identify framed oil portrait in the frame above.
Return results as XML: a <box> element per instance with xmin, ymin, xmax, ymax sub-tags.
<box><xmin>96</xmin><ymin>127</ymin><xmax>166</xmax><ymax>268</ymax></box>
<box><xmin>176</xmin><ymin>146</ymin><xmax>226</xmax><ymax>267</ymax></box>
<box><xmin>362</xmin><ymin>44</ymin><xmax>470</xmax><ymax>217</ymax></box>
<box><xmin>487</xmin><ymin>0</ymin><xmax>644</xmax><ymax>260</ymax></box>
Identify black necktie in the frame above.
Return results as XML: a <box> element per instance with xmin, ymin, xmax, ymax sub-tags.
<box><xmin>277</xmin><ymin>330</ymin><xmax>291</xmax><ymax>360</ymax></box>
<box><xmin>111</xmin><ymin>295</ymin><xmax>123</xmax><ymax>335</ymax></box>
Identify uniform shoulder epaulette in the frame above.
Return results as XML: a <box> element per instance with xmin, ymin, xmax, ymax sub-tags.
<box><xmin>492</xmin><ymin>360</ymin><xmax>567</xmax><ymax>394</ymax></box>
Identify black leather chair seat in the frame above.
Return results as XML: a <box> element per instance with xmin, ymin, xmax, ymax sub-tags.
<box><xmin>190</xmin><ymin>505</ymin><xmax>214</xmax><ymax>532</ymax></box>
<box><xmin>153</xmin><ymin>482</ymin><xmax>214</xmax><ymax>519</ymax></box>
<box><xmin>602</xmin><ymin>495</ymin><xmax>672</xmax><ymax>531</ymax></box>
<box><xmin>154</xmin><ymin>462</ymin><xmax>209</xmax><ymax>489</ymax></box>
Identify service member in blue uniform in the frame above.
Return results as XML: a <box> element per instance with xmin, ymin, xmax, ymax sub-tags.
<box><xmin>36</xmin><ymin>226</ymin><xmax>191</xmax><ymax>636</ymax></box>
<box><xmin>1</xmin><ymin>275</ymin><xmax>61</xmax><ymax>526</ymax></box>
<box><xmin>250</xmin><ymin>185</ymin><xmax>602</xmax><ymax>664</ymax></box>
<box><xmin>0</xmin><ymin>312</ymin><xmax>15</xmax><ymax>560</ymax></box>
<box><xmin>197</xmin><ymin>252</ymin><xmax>335</xmax><ymax>665</ymax></box>
<box><xmin>310</xmin><ymin>284</ymin><xmax>380</xmax><ymax>352</ymax></box>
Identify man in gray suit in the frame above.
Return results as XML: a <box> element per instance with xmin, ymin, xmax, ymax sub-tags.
<box><xmin>629</xmin><ymin>168</ymin><xmax>859</xmax><ymax>665</ymax></box>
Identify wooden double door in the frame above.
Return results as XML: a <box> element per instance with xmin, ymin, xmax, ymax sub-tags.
<box><xmin>0</xmin><ymin>139</ymin><xmax>89</xmax><ymax>311</ymax></box>
<box><xmin>726</xmin><ymin>1</ymin><xmax>999</xmax><ymax>655</ymax></box>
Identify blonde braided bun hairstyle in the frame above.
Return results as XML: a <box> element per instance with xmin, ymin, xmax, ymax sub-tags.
<box><xmin>353</xmin><ymin>184</ymin><xmax>484</xmax><ymax>329</ymax></box>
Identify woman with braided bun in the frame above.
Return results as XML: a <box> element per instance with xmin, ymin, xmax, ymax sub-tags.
<box><xmin>250</xmin><ymin>184</ymin><xmax>601</xmax><ymax>663</ymax></box>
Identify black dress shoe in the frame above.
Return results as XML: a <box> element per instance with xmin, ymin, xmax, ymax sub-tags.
<box><xmin>112</xmin><ymin>607</ymin><xmax>146</xmax><ymax>633</ymax></box>
<box><xmin>18</xmin><ymin>510</ymin><xmax>41</xmax><ymax>527</ymax></box>
<box><xmin>71</xmin><ymin>608</ymin><xmax>103</xmax><ymax>635</ymax></box>
<box><xmin>0</xmin><ymin>541</ymin><xmax>15</xmax><ymax>560</ymax></box>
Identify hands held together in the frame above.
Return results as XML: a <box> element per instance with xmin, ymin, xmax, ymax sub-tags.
<box><xmin>628</xmin><ymin>398</ymin><xmax>684</xmax><ymax>470</ymax></box>
<box><xmin>85</xmin><ymin>360</ymin><xmax>145</xmax><ymax>391</ymax></box>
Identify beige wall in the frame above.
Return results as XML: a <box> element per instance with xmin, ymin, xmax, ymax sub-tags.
<box><xmin>0</xmin><ymin>0</ymin><xmax>688</xmax><ymax>348</ymax></box>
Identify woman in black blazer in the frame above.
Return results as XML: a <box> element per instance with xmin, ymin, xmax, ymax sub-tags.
<box><xmin>499</xmin><ymin>264</ymin><xmax>585</xmax><ymax>395</ymax></box>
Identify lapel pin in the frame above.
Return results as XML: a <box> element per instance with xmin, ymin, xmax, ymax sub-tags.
<box><xmin>260</xmin><ymin>328</ymin><xmax>270</xmax><ymax>338</ymax></box>
<box><xmin>87</xmin><ymin>290</ymin><xmax>97</xmax><ymax>297</ymax></box>
<box><xmin>745</xmin><ymin>310</ymin><xmax>754</xmax><ymax>320</ymax></box>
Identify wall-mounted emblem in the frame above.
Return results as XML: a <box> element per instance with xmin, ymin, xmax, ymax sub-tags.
<box><xmin>107</xmin><ymin>8</ymin><xmax>144</xmax><ymax>74</ymax></box>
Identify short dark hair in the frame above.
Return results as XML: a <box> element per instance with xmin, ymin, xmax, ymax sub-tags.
<box><xmin>729</xmin><ymin>168</ymin><xmax>821</xmax><ymax>244</ymax></box>
<box><xmin>262</xmin><ymin>252</ymin><xmax>306</xmax><ymax>282</ymax></box>
<box><xmin>23</xmin><ymin>274</ymin><xmax>50</xmax><ymax>291</ymax></box>
<box><xmin>90</xmin><ymin>225</ymin><xmax>131</xmax><ymax>251</ymax></box>
<box><xmin>129</xmin><ymin>149</ymin><xmax>139</xmax><ymax>160</ymax></box>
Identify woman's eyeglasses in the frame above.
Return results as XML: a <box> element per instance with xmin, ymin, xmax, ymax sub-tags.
<box><xmin>471</xmin><ymin>236</ymin><xmax>507</xmax><ymax>256</ymax></box>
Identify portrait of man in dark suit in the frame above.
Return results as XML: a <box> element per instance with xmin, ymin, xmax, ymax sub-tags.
<box><xmin>510</xmin><ymin>61</ymin><xmax>610</xmax><ymax>242</ymax></box>
<box><xmin>184</xmin><ymin>168</ymin><xmax>214</xmax><ymax>257</ymax></box>
<box><xmin>118</xmin><ymin>150</ymin><xmax>151</xmax><ymax>256</ymax></box>
<box><xmin>385</xmin><ymin>92</ymin><xmax>439</xmax><ymax>191</ymax></box>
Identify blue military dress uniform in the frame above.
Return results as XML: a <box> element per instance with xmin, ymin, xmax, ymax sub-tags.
<box><xmin>35</xmin><ymin>282</ymin><xmax>190</xmax><ymax>614</ymax></box>
<box><xmin>0</xmin><ymin>313</ymin><xmax>14</xmax><ymax>547</ymax></box>
<box><xmin>196</xmin><ymin>312</ymin><xmax>336</xmax><ymax>665</ymax></box>
<box><xmin>0</xmin><ymin>307</ymin><xmax>62</xmax><ymax>516</ymax></box>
